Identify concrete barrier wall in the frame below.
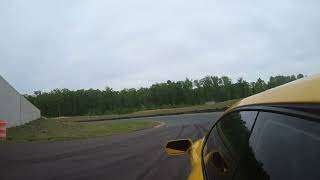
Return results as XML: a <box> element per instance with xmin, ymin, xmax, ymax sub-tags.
<box><xmin>20</xmin><ymin>96</ymin><xmax>41</xmax><ymax>126</ymax></box>
<box><xmin>0</xmin><ymin>75</ymin><xmax>40</xmax><ymax>128</ymax></box>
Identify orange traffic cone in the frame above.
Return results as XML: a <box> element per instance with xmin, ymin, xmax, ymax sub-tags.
<box><xmin>0</xmin><ymin>120</ymin><xmax>7</xmax><ymax>141</ymax></box>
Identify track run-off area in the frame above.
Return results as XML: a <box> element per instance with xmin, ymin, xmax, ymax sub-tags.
<box><xmin>0</xmin><ymin>112</ymin><xmax>222</xmax><ymax>180</ymax></box>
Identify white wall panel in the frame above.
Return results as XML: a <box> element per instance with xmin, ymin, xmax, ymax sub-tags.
<box><xmin>0</xmin><ymin>75</ymin><xmax>40</xmax><ymax>127</ymax></box>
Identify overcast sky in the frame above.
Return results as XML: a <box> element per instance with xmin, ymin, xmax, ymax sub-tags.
<box><xmin>1</xmin><ymin>0</ymin><xmax>319</xmax><ymax>94</ymax></box>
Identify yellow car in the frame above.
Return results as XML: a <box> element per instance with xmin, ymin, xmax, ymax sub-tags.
<box><xmin>165</xmin><ymin>74</ymin><xmax>320</xmax><ymax>180</ymax></box>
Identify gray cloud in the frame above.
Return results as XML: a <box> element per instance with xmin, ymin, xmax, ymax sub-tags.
<box><xmin>1</xmin><ymin>0</ymin><xmax>319</xmax><ymax>94</ymax></box>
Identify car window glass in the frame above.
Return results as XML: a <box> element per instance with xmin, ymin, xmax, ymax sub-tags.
<box><xmin>203</xmin><ymin>111</ymin><xmax>258</xmax><ymax>180</ymax></box>
<box><xmin>234</xmin><ymin>112</ymin><xmax>320</xmax><ymax>180</ymax></box>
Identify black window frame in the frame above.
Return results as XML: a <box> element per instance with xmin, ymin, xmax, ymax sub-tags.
<box><xmin>201</xmin><ymin>104</ymin><xmax>320</xmax><ymax>180</ymax></box>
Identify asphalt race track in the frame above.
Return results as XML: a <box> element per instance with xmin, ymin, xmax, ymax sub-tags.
<box><xmin>0</xmin><ymin>112</ymin><xmax>222</xmax><ymax>180</ymax></box>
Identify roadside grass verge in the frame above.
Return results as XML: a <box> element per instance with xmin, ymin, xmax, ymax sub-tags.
<box><xmin>1</xmin><ymin>118</ymin><xmax>159</xmax><ymax>144</ymax></box>
<box><xmin>60</xmin><ymin>99</ymin><xmax>241</xmax><ymax>122</ymax></box>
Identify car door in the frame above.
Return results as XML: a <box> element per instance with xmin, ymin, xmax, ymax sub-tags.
<box><xmin>202</xmin><ymin>110</ymin><xmax>258</xmax><ymax>180</ymax></box>
<box><xmin>233</xmin><ymin>108</ymin><xmax>320</xmax><ymax>180</ymax></box>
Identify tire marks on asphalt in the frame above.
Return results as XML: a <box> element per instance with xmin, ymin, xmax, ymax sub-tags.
<box><xmin>0</xmin><ymin>112</ymin><xmax>221</xmax><ymax>180</ymax></box>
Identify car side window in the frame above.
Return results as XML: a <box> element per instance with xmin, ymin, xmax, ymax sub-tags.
<box><xmin>234</xmin><ymin>112</ymin><xmax>320</xmax><ymax>180</ymax></box>
<box><xmin>203</xmin><ymin>111</ymin><xmax>258</xmax><ymax>180</ymax></box>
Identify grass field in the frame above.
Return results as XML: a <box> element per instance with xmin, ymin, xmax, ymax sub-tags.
<box><xmin>59</xmin><ymin>99</ymin><xmax>240</xmax><ymax>122</ymax></box>
<box><xmin>1</xmin><ymin>118</ymin><xmax>159</xmax><ymax>144</ymax></box>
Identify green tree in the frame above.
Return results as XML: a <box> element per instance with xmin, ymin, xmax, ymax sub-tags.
<box><xmin>26</xmin><ymin>74</ymin><xmax>304</xmax><ymax>117</ymax></box>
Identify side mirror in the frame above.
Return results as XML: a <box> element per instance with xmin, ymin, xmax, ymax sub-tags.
<box><xmin>165</xmin><ymin>139</ymin><xmax>193</xmax><ymax>156</ymax></box>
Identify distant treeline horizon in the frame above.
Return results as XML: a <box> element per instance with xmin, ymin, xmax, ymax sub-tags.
<box><xmin>26</xmin><ymin>74</ymin><xmax>304</xmax><ymax>117</ymax></box>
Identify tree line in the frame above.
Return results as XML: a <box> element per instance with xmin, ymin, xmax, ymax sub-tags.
<box><xmin>26</xmin><ymin>74</ymin><xmax>304</xmax><ymax>117</ymax></box>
